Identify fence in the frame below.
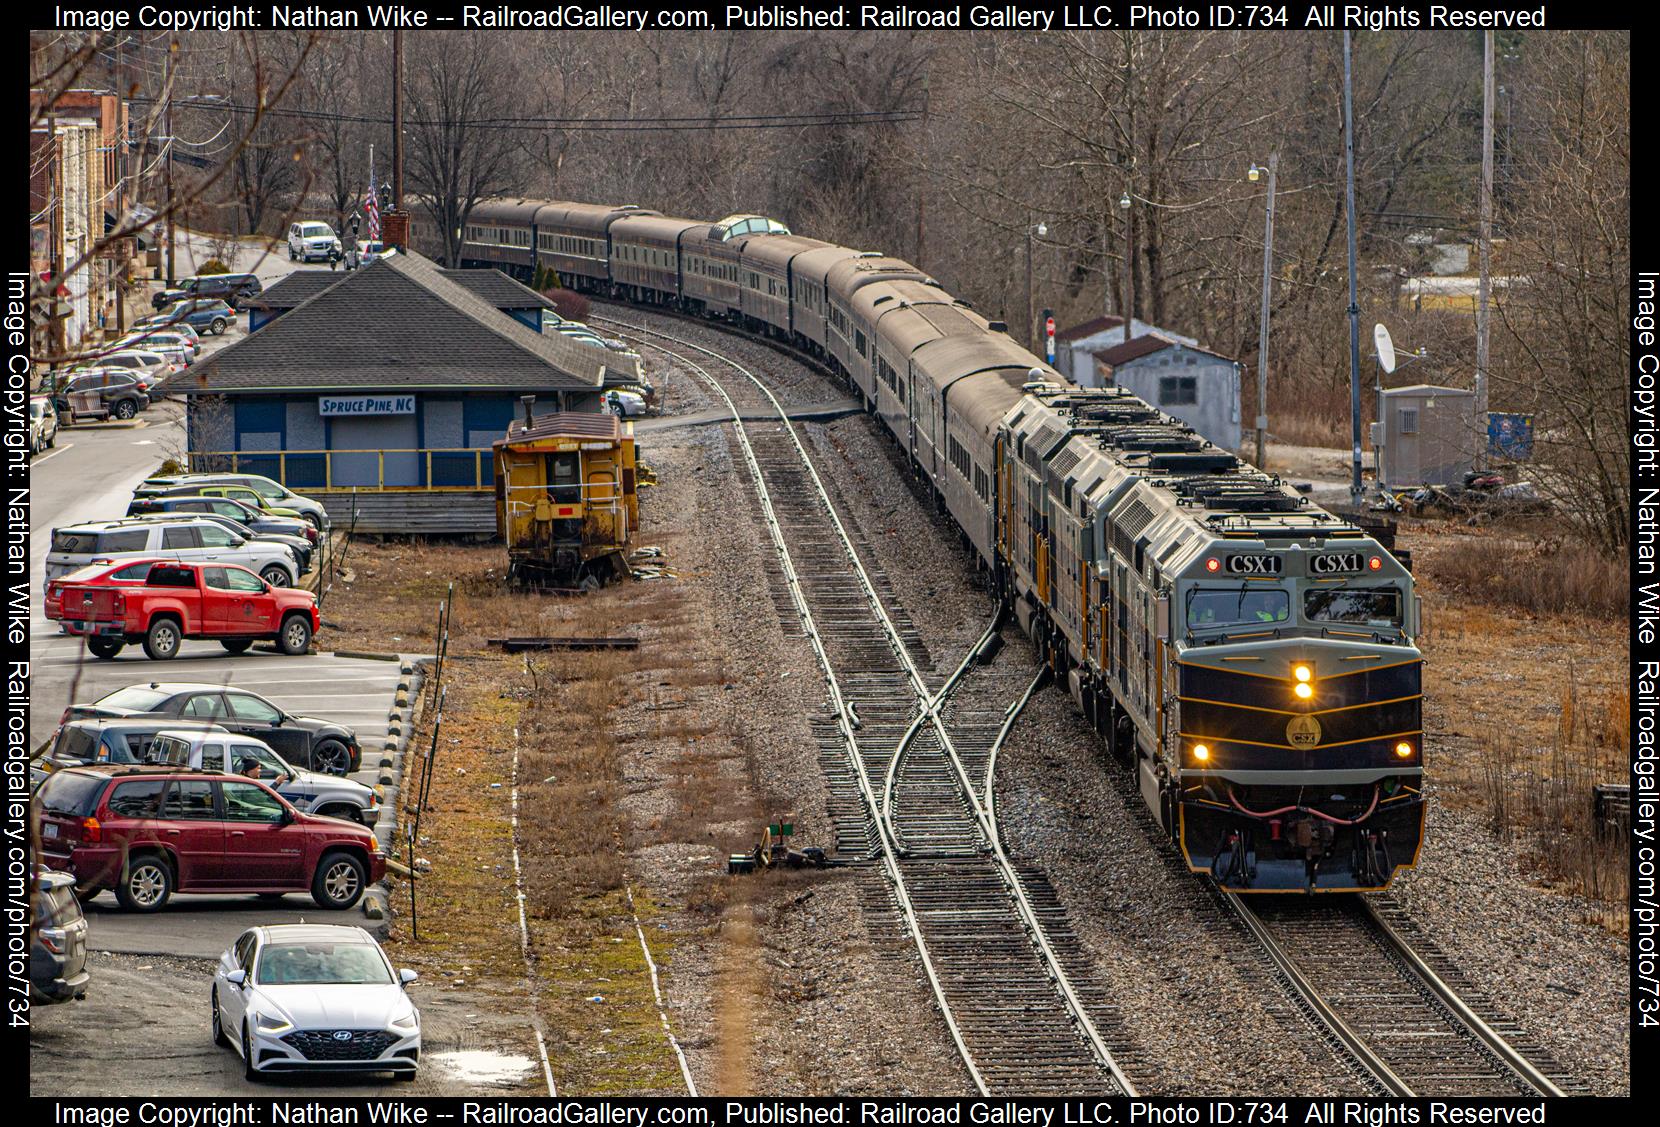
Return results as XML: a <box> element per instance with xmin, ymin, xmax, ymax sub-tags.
<box><xmin>403</xmin><ymin>582</ymin><xmax>454</xmax><ymax>941</ymax></box>
<box><xmin>189</xmin><ymin>447</ymin><xmax>496</xmax><ymax>492</ymax></box>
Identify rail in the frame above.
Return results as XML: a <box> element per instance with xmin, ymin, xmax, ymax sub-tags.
<box><xmin>606</xmin><ymin>315</ymin><xmax>1135</xmax><ymax>1096</ymax></box>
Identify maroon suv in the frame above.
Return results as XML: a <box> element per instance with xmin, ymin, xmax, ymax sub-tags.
<box><xmin>34</xmin><ymin>766</ymin><xmax>383</xmax><ymax>913</ymax></box>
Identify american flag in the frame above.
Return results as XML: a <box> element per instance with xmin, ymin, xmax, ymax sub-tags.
<box><xmin>364</xmin><ymin>174</ymin><xmax>380</xmax><ymax>242</ymax></box>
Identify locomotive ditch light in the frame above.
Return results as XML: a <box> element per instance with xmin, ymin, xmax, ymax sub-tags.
<box><xmin>1395</xmin><ymin>741</ymin><xmax>1414</xmax><ymax>758</ymax></box>
<box><xmin>1191</xmin><ymin>743</ymin><xmax>1210</xmax><ymax>762</ymax></box>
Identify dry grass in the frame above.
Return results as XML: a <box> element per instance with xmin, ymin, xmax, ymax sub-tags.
<box><xmin>1271</xmin><ymin>409</ymin><xmax>1350</xmax><ymax>449</ymax></box>
<box><xmin>1415</xmin><ymin>531</ymin><xmax>1630</xmax><ymax>620</ymax></box>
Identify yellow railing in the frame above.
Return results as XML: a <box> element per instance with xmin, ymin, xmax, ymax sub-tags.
<box><xmin>189</xmin><ymin>448</ymin><xmax>493</xmax><ymax>492</ymax></box>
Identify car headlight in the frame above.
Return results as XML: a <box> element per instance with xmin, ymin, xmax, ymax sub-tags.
<box><xmin>390</xmin><ymin>1011</ymin><xmax>419</xmax><ymax>1032</ymax></box>
<box><xmin>255</xmin><ymin>1012</ymin><xmax>294</xmax><ymax>1035</ymax></box>
<box><xmin>371</xmin><ymin>785</ymin><xmax>384</xmax><ymax>803</ymax></box>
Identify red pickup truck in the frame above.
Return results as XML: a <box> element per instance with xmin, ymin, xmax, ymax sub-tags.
<box><xmin>59</xmin><ymin>561</ymin><xmax>319</xmax><ymax>661</ymax></box>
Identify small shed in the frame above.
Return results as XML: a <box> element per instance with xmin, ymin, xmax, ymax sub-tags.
<box><xmin>1093</xmin><ymin>333</ymin><xmax>1241</xmax><ymax>450</ymax></box>
<box><xmin>1054</xmin><ymin>314</ymin><xmax>1198</xmax><ymax>385</ymax></box>
<box><xmin>1372</xmin><ymin>384</ymin><xmax>1477</xmax><ymax>489</ymax></box>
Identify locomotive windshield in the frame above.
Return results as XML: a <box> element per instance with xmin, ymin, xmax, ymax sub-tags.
<box><xmin>1186</xmin><ymin>587</ymin><xmax>1289</xmax><ymax>629</ymax></box>
<box><xmin>1304</xmin><ymin>586</ymin><xmax>1403</xmax><ymax>627</ymax></box>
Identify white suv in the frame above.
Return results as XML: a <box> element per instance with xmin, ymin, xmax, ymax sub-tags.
<box><xmin>45</xmin><ymin>517</ymin><xmax>302</xmax><ymax>590</ymax></box>
<box><xmin>287</xmin><ymin>221</ymin><xmax>342</xmax><ymax>264</ymax></box>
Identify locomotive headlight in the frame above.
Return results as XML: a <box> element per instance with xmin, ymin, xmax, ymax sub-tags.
<box><xmin>1395</xmin><ymin>741</ymin><xmax>1414</xmax><ymax>758</ymax></box>
<box><xmin>1292</xmin><ymin>663</ymin><xmax>1313</xmax><ymax>683</ymax></box>
<box><xmin>1294</xmin><ymin>683</ymin><xmax>1314</xmax><ymax>699</ymax></box>
<box><xmin>1191</xmin><ymin>743</ymin><xmax>1210</xmax><ymax>762</ymax></box>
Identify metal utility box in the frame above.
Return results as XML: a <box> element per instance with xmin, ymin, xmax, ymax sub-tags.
<box><xmin>1372</xmin><ymin>384</ymin><xmax>1476</xmax><ymax>490</ymax></box>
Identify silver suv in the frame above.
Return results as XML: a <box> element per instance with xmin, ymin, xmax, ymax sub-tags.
<box><xmin>45</xmin><ymin>517</ymin><xmax>302</xmax><ymax>590</ymax></box>
<box><xmin>152</xmin><ymin>730</ymin><xmax>382</xmax><ymax>825</ymax></box>
<box><xmin>287</xmin><ymin>221</ymin><xmax>342</xmax><ymax>264</ymax></box>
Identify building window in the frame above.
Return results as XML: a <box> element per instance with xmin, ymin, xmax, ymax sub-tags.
<box><xmin>1159</xmin><ymin>376</ymin><xmax>1197</xmax><ymax>406</ymax></box>
<box><xmin>1398</xmin><ymin>408</ymin><xmax>1419</xmax><ymax>434</ymax></box>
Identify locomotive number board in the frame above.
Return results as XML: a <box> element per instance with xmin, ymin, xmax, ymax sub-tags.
<box><xmin>1311</xmin><ymin>552</ymin><xmax>1366</xmax><ymax>574</ymax></box>
<box><xmin>1225</xmin><ymin>554</ymin><xmax>1283</xmax><ymax>575</ymax></box>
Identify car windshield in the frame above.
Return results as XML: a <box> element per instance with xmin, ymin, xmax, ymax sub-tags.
<box><xmin>1186</xmin><ymin>587</ymin><xmax>1290</xmax><ymax>629</ymax></box>
<box><xmin>51</xmin><ymin>726</ymin><xmax>99</xmax><ymax>763</ymax></box>
<box><xmin>301</xmin><ymin>225</ymin><xmax>332</xmax><ymax>237</ymax></box>
<box><xmin>257</xmin><ymin>942</ymin><xmax>392</xmax><ymax>986</ymax></box>
<box><xmin>1304</xmin><ymin>586</ymin><xmax>1403</xmax><ymax>627</ymax></box>
<box><xmin>35</xmin><ymin>772</ymin><xmax>105</xmax><ymax>817</ymax></box>
<box><xmin>30</xmin><ymin>400</ymin><xmax>45</xmax><ymax>419</ymax></box>
<box><xmin>96</xmin><ymin>686</ymin><xmax>172</xmax><ymax>712</ymax></box>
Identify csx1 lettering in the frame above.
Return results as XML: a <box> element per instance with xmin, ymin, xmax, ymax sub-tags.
<box><xmin>1226</xmin><ymin>554</ymin><xmax>1282</xmax><ymax>575</ymax></box>
<box><xmin>1311</xmin><ymin>553</ymin><xmax>1363</xmax><ymax>574</ymax></box>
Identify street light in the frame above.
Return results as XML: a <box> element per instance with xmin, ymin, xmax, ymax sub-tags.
<box><xmin>1118</xmin><ymin>192</ymin><xmax>1133</xmax><ymax>342</ymax></box>
<box><xmin>1025</xmin><ymin>220</ymin><xmax>1048</xmax><ymax>350</ymax></box>
<box><xmin>1249</xmin><ymin>153</ymin><xmax>1279</xmax><ymax>469</ymax></box>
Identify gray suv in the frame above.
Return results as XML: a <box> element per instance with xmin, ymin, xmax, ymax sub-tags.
<box><xmin>45</xmin><ymin>517</ymin><xmax>302</xmax><ymax>589</ymax></box>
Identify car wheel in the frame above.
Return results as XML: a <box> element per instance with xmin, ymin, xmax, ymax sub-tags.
<box><xmin>212</xmin><ymin>318</ymin><xmax>227</xmax><ymax>336</ymax></box>
<box><xmin>115</xmin><ymin>854</ymin><xmax>173</xmax><ymax>911</ymax></box>
<box><xmin>311</xmin><ymin>851</ymin><xmax>367</xmax><ymax>910</ymax></box>
<box><xmin>260</xmin><ymin>565</ymin><xmax>293</xmax><ymax>588</ymax></box>
<box><xmin>221</xmin><ymin>638</ymin><xmax>253</xmax><ymax>654</ymax></box>
<box><xmin>112</xmin><ymin>398</ymin><xmax>137</xmax><ymax>420</ymax></box>
<box><xmin>46</xmin><ymin>430</ymin><xmax>56</xmax><ymax>447</ymax></box>
<box><xmin>212</xmin><ymin>987</ymin><xmax>229</xmax><ymax>1047</ymax></box>
<box><xmin>303</xmin><ymin>511</ymin><xmax>324</xmax><ymax>532</ymax></box>
<box><xmin>143</xmin><ymin>617</ymin><xmax>182</xmax><ymax>660</ymax></box>
<box><xmin>242</xmin><ymin>1022</ymin><xmax>260</xmax><ymax>1082</ymax></box>
<box><xmin>610</xmin><ymin>403</ymin><xmax>625</xmax><ymax>418</ymax></box>
<box><xmin>277</xmin><ymin>613</ymin><xmax>312</xmax><ymax>656</ymax></box>
<box><xmin>87</xmin><ymin>637</ymin><xmax>124</xmax><ymax>659</ymax></box>
<box><xmin>315</xmin><ymin>804</ymin><xmax>363</xmax><ymax>824</ymax></box>
<box><xmin>311</xmin><ymin>738</ymin><xmax>350</xmax><ymax>777</ymax></box>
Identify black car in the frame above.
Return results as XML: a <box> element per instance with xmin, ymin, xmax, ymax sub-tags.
<box><xmin>64</xmin><ymin>683</ymin><xmax>360</xmax><ymax>776</ymax></box>
<box><xmin>31</xmin><ymin>870</ymin><xmax>89</xmax><ymax>1004</ymax></box>
<box><xmin>152</xmin><ymin>273</ymin><xmax>264</xmax><ymax>311</ymax></box>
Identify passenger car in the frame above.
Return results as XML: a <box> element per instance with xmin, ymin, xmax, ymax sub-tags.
<box><xmin>30</xmin><ymin>870</ymin><xmax>89</xmax><ymax>1005</ymax></box>
<box><xmin>44</xmin><ymin>558</ymin><xmax>161</xmax><ymax>623</ymax></box>
<box><xmin>213</xmin><ymin>925</ymin><xmax>418</xmax><ymax>1081</ymax></box>
<box><xmin>45</xmin><ymin>517</ymin><xmax>300</xmax><ymax>588</ymax></box>
<box><xmin>152</xmin><ymin>730</ymin><xmax>381</xmax><ymax>824</ymax></box>
<box><xmin>130</xmin><ymin>312</ymin><xmax>201</xmax><ymax>343</ymax></box>
<box><xmin>128</xmin><ymin>494</ymin><xmax>317</xmax><ymax>546</ymax></box>
<box><xmin>38</xmin><ymin>717</ymin><xmax>231</xmax><ymax>771</ymax></box>
<box><xmin>288</xmin><ymin>222</ymin><xmax>342</xmax><ymax>263</ymax></box>
<box><xmin>152</xmin><ymin>273</ymin><xmax>264</xmax><ymax>311</ymax></box>
<box><xmin>64</xmin><ymin>683</ymin><xmax>361</xmax><ymax>775</ymax></box>
<box><xmin>604</xmin><ymin>388</ymin><xmax>648</xmax><ymax>418</ymax></box>
<box><xmin>55</xmin><ymin>560</ymin><xmax>318</xmax><ymax>660</ymax></box>
<box><xmin>158</xmin><ymin>299</ymin><xmax>236</xmax><ymax>336</ymax></box>
<box><xmin>34</xmin><ymin>766</ymin><xmax>382</xmax><ymax>911</ymax></box>
<box><xmin>58</xmin><ymin>369</ymin><xmax>150</xmax><ymax>421</ymax></box>
<box><xmin>30</xmin><ymin>395</ymin><xmax>59</xmax><ymax>453</ymax></box>
<box><xmin>137</xmin><ymin>473</ymin><xmax>331</xmax><ymax>532</ymax></box>
<box><xmin>355</xmin><ymin>241</ymin><xmax>397</xmax><ymax>263</ymax></box>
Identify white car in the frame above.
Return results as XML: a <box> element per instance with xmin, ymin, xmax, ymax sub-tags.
<box><xmin>213</xmin><ymin>924</ymin><xmax>420</xmax><ymax>1081</ymax></box>
<box><xmin>355</xmin><ymin>241</ymin><xmax>397</xmax><ymax>263</ymax></box>
<box><xmin>605</xmin><ymin>389</ymin><xmax>649</xmax><ymax>418</ymax></box>
<box><xmin>288</xmin><ymin>221</ymin><xmax>342</xmax><ymax>264</ymax></box>
<box><xmin>118</xmin><ymin>331</ymin><xmax>195</xmax><ymax>365</ymax></box>
<box><xmin>151</xmin><ymin>729</ymin><xmax>383</xmax><ymax>825</ymax></box>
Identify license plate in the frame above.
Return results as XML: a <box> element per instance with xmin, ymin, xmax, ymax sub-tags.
<box><xmin>43</xmin><ymin>822</ymin><xmax>58</xmax><ymax>839</ymax></box>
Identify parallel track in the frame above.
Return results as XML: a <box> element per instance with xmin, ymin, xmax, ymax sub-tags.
<box><xmin>1227</xmin><ymin>893</ymin><xmax>1581</xmax><ymax>1096</ymax></box>
<box><xmin>609</xmin><ymin>316</ymin><xmax>1136</xmax><ymax>1095</ymax></box>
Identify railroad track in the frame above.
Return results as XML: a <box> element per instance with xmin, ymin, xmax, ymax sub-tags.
<box><xmin>1226</xmin><ymin>892</ymin><xmax>1583</xmax><ymax>1096</ymax></box>
<box><xmin>605</xmin><ymin>315</ymin><xmax>1137</xmax><ymax>1096</ymax></box>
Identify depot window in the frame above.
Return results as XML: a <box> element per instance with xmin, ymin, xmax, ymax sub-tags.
<box><xmin>1186</xmin><ymin>587</ymin><xmax>1289</xmax><ymax>629</ymax></box>
<box><xmin>1304</xmin><ymin>587</ymin><xmax>1402</xmax><ymax>627</ymax></box>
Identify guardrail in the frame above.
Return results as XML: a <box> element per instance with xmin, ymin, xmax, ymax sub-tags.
<box><xmin>189</xmin><ymin>447</ymin><xmax>495</xmax><ymax>492</ymax></box>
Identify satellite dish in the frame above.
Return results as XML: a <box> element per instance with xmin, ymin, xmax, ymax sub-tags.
<box><xmin>1374</xmin><ymin>323</ymin><xmax>1398</xmax><ymax>374</ymax></box>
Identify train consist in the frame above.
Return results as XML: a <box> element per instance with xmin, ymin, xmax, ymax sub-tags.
<box><xmin>452</xmin><ymin>198</ymin><xmax>1426</xmax><ymax>892</ymax></box>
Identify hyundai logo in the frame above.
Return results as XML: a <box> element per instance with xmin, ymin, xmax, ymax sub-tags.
<box><xmin>332</xmin><ymin>1031</ymin><xmax>353</xmax><ymax>1042</ymax></box>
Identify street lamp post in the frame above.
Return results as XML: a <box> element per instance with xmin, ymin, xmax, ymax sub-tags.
<box><xmin>1248</xmin><ymin>153</ymin><xmax>1278</xmax><ymax>470</ymax></box>
<box><xmin>1119</xmin><ymin>191</ymin><xmax>1133</xmax><ymax>343</ymax></box>
<box><xmin>1025</xmin><ymin>221</ymin><xmax>1047</xmax><ymax>350</ymax></box>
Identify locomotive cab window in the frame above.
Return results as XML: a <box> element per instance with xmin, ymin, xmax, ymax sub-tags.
<box><xmin>1304</xmin><ymin>586</ymin><xmax>1402</xmax><ymax>627</ymax></box>
<box><xmin>1186</xmin><ymin>587</ymin><xmax>1289</xmax><ymax>629</ymax></box>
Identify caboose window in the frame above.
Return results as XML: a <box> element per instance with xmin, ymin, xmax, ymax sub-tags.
<box><xmin>1304</xmin><ymin>587</ymin><xmax>1401</xmax><ymax>627</ymax></box>
<box><xmin>1186</xmin><ymin>587</ymin><xmax>1289</xmax><ymax>629</ymax></box>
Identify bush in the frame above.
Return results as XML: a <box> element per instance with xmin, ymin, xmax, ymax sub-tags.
<box><xmin>1419</xmin><ymin>534</ymin><xmax>1629</xmax><ymax>620</ymax></box>
<box><xmin>546</xmin><ymin>288</ymin><xmax>590</xmax><ymax>323</ymax></box>
<box><xmin>197</xmin><ymin>259</ymin><xmax>230</xmax><ymax>276</ymax></box>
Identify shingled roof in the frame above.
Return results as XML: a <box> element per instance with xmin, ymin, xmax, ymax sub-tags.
<box><xmin>181</xmin><ymin>252</ymin><xmax>604</xmax><ymax>395</ymax></box>
<box><xmin>1092</xmin><ymin>332</ymin><xmax>1179</xmax><ymax>367</ymax></box>
<box><xmin>246</xmin><ymin>262</ymin><xmax>558</xmax><ymax>313</ymax></box>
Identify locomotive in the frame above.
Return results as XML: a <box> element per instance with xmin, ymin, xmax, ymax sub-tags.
<box><xmin>450</xmin><ymin>197</ymin><xmax>1426</xmax><ymax>892</ymax></box>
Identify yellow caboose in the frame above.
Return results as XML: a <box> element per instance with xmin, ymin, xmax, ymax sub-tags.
<box><xmin>493</xmin><ymin>404</ymin><xmax>640</xmax><ymax>587</ymax></box>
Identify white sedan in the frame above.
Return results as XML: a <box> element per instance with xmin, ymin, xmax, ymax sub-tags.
<box><xmin>212</xmin><ymin>923</ymin><xmax>420</xmax><ymax>1081</ymax></box>
<box><xmin>605</xmin><ymin>388</ymin><xmax>649</xmax><ymax>418</ymax></box>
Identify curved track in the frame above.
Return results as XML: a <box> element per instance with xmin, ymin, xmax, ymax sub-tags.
<box><xmin>1227</xmin><ymin>893</ymin><xmax>1581</xmax><ymax>1096</ymax></box>
<box><xmin>606</xmin><ymin>315</ymin><xmax>1138</xmax><ymax>1095</ymax></box>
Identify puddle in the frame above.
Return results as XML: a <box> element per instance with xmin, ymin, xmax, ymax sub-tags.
<box><xmin>429</xmin><ymin>1049</ymin><xmax>537</xmax><ymax>1086</ymax></box>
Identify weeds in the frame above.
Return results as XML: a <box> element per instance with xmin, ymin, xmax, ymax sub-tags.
<box><xmin>1417</xmin><ymin>533</ymin><xmax>1629</xmax><ymax>620</ymax></box>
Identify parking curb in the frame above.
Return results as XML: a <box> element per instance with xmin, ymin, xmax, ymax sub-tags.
<box><xmin>360</xmin><ymin>655</ymin><xmax>431</xmax><ymax>934</ymax></box>
<box><xmin>333</xmin><ymin>649</ymin><xmax>402</xmax><ymax>662</ymax></box>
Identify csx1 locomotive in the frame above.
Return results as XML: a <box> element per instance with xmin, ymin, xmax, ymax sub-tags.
<box><xmin>450</xmin><ymin>197</ymin><xmax>1425</xmax><ymax>892</ymax></box>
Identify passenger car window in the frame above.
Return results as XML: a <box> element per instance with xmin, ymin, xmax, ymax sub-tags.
<box><xmin>110</xmin><ymin>562</ymin><xmax>156</xmax><ymax>581</ymax></box>
<box><xmin>201</xmin><ymin>743</ymin><xmax>226</xmax><ymax>772</ymax></box>
<box><xmin>159</xmin><ymin>780</ymin><xmax>216</xmax><ymax>820</ymax></box>
<box><xmin>234</xmin><ymin>931</ymin><xmax>257</xmax><ymax>971</ymax></box>
<box><xmin>225</xmin><ymin>569</ymin><xmax>265</xmax><ymax>593</ymax></box>
<box><xmin>107</xmin><ymin>779</ymin><xmax>166</xmax><ymax>818</ymax></box>
<box><xmin>181</xmin><ymin>693</ymin><xmax>229</xmax><ymax>719</ymax></box>
<box><xmin>226</xmin><ymin>694</ymin><xmax>282</xmax><ymax>724</ymax></box>
<box><xmin>220</xmin><ymin>781</ymin><xmax>286</xmax><ymax>823</ymax></box>
<box><xmin>162</xmin><ymin>526</ymin><xmax>201</xmax><ymax>550</ymax></box>
<box><xmin>203</xmin><ymin>567</ymin><xmax>233</xmax><ymax>590</ymax></box>
<box><xmin>198</xmin><ymin>525</ymin><xmax>238</xmax><ymax>547</ymax></box>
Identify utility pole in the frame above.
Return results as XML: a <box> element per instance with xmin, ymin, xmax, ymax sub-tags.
<box><xmin>164</xmin><ymin>36</ymin><xmax>176</xmax><ymax>286</ymax></box>
<box><xmin>49</xmin><ymin>113</ymin><xmax>66</xmax><ymax>361</ymax></box>
<box><xmin>1476</xmin><ymin>30</ymin><xmax>1494</xmax><ymax>471</ymax></box>
<box><xmin>392</xmin><ymin>30</ymin><xmax>404</xmax><ymax>211</ymax></box>
<box><xmin>1122</xmin><ymin>190</ymin><xmax>1135</xmax><ymax>344</ymax></box>
<box><xmin>915</xmin><ymin>69</ymin><xmax>928</xmax><ymax>268</ymax></box>
<box><xmin>1343</xmin><ymin>32</ymin><xmax>1364</xmax><ymax>506</ymax></box>
<box><xmin>1253</xmin><ymin>152</ymin><xmax>1278</xmax><ymax>470</ymax></box>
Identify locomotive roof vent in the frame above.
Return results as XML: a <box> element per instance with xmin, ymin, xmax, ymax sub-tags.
<box><xmin>986</xmin><ymin>320</ymin><xmax>1008</xmax><ymax>333</ymax></box>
